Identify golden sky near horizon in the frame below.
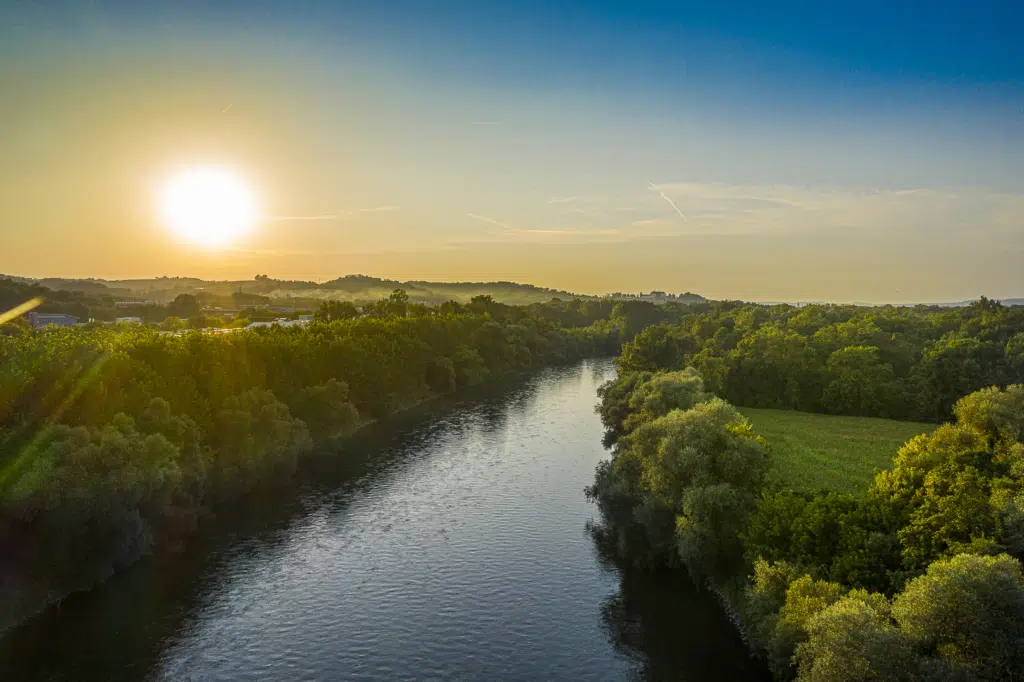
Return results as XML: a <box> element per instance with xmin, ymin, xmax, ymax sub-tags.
<box><xmin>2</xmin><ymin>7</ymin><xmax>1023</xmax><ymax>303</ymax></box>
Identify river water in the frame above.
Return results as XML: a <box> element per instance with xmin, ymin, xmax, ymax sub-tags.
<box><xmin>0</xmin><ymin>359</ymin><xmax>767</xmax><ymax>681</ymax></box>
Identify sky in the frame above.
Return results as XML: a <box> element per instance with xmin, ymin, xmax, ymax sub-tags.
<box><xmin>1</xmin><ymin>0</ymin><xmax>1022</xmax><ymax>302</ymax></box>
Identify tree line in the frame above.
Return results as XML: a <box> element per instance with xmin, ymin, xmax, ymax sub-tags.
<box><xmin>588</xmin><ymin>307</ymin><xmax>1024</xmax><ymax>680</ymax></box>
<box><xmin>617</xmin><ymin>296</ymin><xmax>1024</xmax><ymax>423</ymax></box>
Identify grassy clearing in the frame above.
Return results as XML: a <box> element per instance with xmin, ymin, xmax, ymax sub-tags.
<box><xmin>738</xmin><ymin>407</ymin><xmax>933</xmax><ymax>495</ymax></box>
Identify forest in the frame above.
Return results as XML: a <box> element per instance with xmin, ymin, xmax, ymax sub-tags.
<box><xmin>0</xmin><ymin>289</ymin><xmax>687</xmax><ymax>632</ymax></box>
<box><xmin>587</xmin><ymin>298</ymin><xmax>1024</xmax><ymax>681</ymax></box>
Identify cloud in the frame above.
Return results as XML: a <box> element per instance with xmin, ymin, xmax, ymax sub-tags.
<box><xmin>559</xmin><ymin>207</ymin><xmax>607</xmax><ymax>218</ymax></box>
<box><xmin>262</xmin><ymin>214</ymin><xmax>340</xmax><ymax>222</ymax></box>
<box><xmin>262</xmin><ymin>206</ymin><xmax>400</xmax><ymax>222</ymax></box>
<box><xmin>467</xmin><ymin>212</ymin><xmax>511</xmax><ymax>229</ymax></box>
<box><xmin>642</xmin><ymin>183</ymin><xmax>1024</xmax><ymax>238</ymax></box>
<box><xmin>350</xmin><ymin>205</ymin><xmax>401</xmax><ymax>214</ymax></box>
<box><xmin>471</xmin><ymin>121</ymin><xmax>501</xmax><ymax>125</ymax></box>
<box><xmin>547</xmin><ymin>196</ymin><xmax>578</xmax><ymax>204</ymax></box>
<box><xmin>455</xmin><ymin>184</ymin><xmax>1024</xmax><ymax>248</ymax></box>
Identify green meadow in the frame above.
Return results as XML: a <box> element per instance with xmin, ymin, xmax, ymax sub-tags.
<box><xmin>739</xmin><ymin>407</ymin><xmax>933</xmax><ymax>494</ymax></box>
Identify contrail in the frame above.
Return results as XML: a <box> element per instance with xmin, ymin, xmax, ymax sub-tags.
<box><xmin>221</xmin><ymin>103</ymin><xmax>234</xmax><ymax>113</ymax></box>
<box><xmin>648</xmin><ymin>180</ymin><xmax>689</xmax><ymax>222</ymax></box>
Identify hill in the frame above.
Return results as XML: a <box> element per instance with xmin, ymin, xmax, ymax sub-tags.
<box><xmin>0</xmin><ymin>274</ymin><xmax>706</xmax><ymax>308</ymax></box>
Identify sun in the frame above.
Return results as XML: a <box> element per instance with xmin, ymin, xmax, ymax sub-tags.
<box><xmin>159</xmin><ymin>166</ymin><xmax>257</xmax><ymax>248</ymax></box>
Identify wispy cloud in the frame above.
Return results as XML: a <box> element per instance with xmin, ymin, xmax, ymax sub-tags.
<box><xmin>350</xmin><ymin>205</ymin><xmax>401</xmax><ymax>214</ymax></box>
<box><xmin>471</xmin><ymin>121</ymin><xmax>501</xmax><ymax>125</ymax></box>
<box><xmin>547</xmin><ymin>196</ymin><xmax>578</xmax><ymax>204</ymax></box>
<box><xmin>262</xmin><ymin>214</ymin><xmax>339</xmax><ymax>222</ymax></box>
<box><xmin>467</xmin><ymin>212</ymin><xmax>511</xmax><ymax>229</ymax></box>
<box><xmin>262</xmin><ymin>206</ymin><xmax>400</xmax><ymax>222</ymax></box>
<box><xmin>647</xmin><ymin>181</ymin><xmax>689</xmax><ymax>222</ymax></box>
<box><xmin>560</xmin><ymin>207</ymin><xmax>607</xmax><ymax>218</ymax></box>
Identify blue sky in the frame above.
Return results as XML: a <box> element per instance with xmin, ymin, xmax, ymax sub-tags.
<box><xmin>1</xmin><ymin>1</ymin><xmax>1022</xmax><ymax>300</ymax></box>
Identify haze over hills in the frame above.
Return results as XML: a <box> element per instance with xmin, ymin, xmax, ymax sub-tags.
<box><xmin>0</xmin><ymin>274</ymin><xmax>708</xmax><ymax>308</ymax></box>
<box><xmin>3</xmin><ymin>272</ymin><xmax>1019</xmax><ymax>310</ymax></box>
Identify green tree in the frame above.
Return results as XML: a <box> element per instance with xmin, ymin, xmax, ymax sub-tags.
<box><xmin>822</xmin><ymin>346</ymin><xmax>895</xmax><ymax>416</ymax></box>
<box><xmin>291</xmin><ymin>379</ymin><xmax>360</xmax><ymax>440</ymax></box>
<box><xmin>627</xmin><ymin>398</ymin><xmax>769</xmax><ymax>580</ymax></box>
<box><xmin>168</xmin><ymin>293</ymin><xmax>200</xmax><ymax>319</ymax></box>
<box><xmin>892</xmin><ymin>553</ymin><xmax>1024</xmax><ymax>680</ymax></box>
<box><xmin>795</xmin><ymin>591</ymin><xmax>920</xmax><ymax>682</ymax></box>
<box><xmin>313</xmin><ymin>300</ymin><xmax>359</xmax><ymax>322</ymax></box>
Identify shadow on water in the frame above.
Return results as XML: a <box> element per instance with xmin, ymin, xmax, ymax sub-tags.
<box><xmin>587</xmin><ymin>515</ymin><xmax>770</xmax><ymax>682</ymax></box>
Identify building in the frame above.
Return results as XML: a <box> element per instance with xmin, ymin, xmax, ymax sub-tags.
<box><xmin>201</xmin><ymin>307</ymin><xmax>239</xmax><ymax>320</ymax></box>
<box><xmin>247</xmin><ymin>318</ymin><xmax>311</xmax><ymax>329</ymax></box>
<box><xmin>114</xmin><ymin>300</ymin><xmax>156</xmax><ymax>307</ymax></box>
<box><xmin>115</xmin><ymin>317</ymin><xmax>144</xmax><ymax>324</ymax></box>
<box><xmin>27</xmin><ymin>312</ymin><xmax>79</xmax><ymax>329</ymax></box>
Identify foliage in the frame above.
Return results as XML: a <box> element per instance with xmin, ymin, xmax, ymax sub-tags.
<box><xmin>291</xmin><ymin>379</ymin><xmax>360</xmax><ymax>440</ymax></box>
<box><xmin>587</xmin><ymin>371</ymin><xmax>769</xmax><ymax>581</ymax></box>
<box><xmin>891</xmin><ymin>553</ymin><xmax>1024</xmax><ymax>680</ymax></box>
<box><xmin>616</xmin><ymin>299</ymin><xmax>1024</xmax><ymax>423</ymax></box>
<box><xmin>794</xmin><ymin>590</ymin><xmax>920</xmax><ymax>682</ymax></box>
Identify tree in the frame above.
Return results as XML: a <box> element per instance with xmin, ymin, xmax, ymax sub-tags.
<box><xmin>610</xmin><ymin>300</ymin><xmax>660</xmax><ymax>340</ymax></box>
<box><xmin>313</xmin><ymin>300</ymin><xmax>359</xmax><ymax>322</ymax></box>
<box><xmin>767</xmin><ymin>576</ymin><xmax>844</xmax><ymax>677</ymax></box>
<box><xmin>595</xmin><ymin>370</ymin><xmax>654</xmax><ymax>444</ymax></box>
<box><xmin>822</xmin><ymin>346</ymin><xmax>895</xmax><ymax>416</ymax></box>
<box><xmin>915</xmin><ymin>334</ymin><xmax>1005</xmax><ymax>421</ymax></box>
<box><xmin>426</xmin><ymin>357</ymin><xmax>457</xmax><ymax>394</ymax></box>
<box><xmin>727</xmin><ymin>323</ymin><xmax>822</xmax><ymax>411</ymax></box>
<box><xmin>892</xmin><ymin>553</ymin><xmax>1024</xmax><ymax>680</ymax></box>
<box><xmin>213</xmin><ymin>388</ymin><xmax>313</xmax><ymax>490</ymax></box>
<box><xmin>954</xmin><ymin>384</ymin><xmax>1024</xmax><ymax>446</ymax></box>
<box><xmin>617</xmin><ymin>324</ymin><xmax>698</xmax><ymax>373</ymax></box>
<box><xmin>168</xmin><ymin>294</ymin><xmax>200</xmax><ymax>319</ymax></box>
<box><xmin>291</xmin><ymin>379</ymin><xmax>360</xmax><ymax>440</ymax></box>
<box><xmin>795</xmin><ymin>591</ymin><xmax>920</xmax><ymax>682</ymax></box>
<box><xmin>626</xmin><ymin>398</ymin><xmax>769</xmax><ymax>580</ymax></box>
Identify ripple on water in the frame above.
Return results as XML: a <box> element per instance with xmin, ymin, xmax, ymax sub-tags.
<box><xmin>0</xmin><ymin>360</ymin><xmax>768</xmax><ymax>682</ymax></box>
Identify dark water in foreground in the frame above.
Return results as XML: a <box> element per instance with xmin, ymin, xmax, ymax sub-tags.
<box><xmin>0</xmin><ymin>359</ymin><xmax>768</xmax><ymax>681</ymax></box>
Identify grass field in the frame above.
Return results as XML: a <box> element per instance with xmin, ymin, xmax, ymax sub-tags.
<box><xmin>738</xmin><ymin>408</ymin><xmax>933</xmax><ymax>495</ymax></box>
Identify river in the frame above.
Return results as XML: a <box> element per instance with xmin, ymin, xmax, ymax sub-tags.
<box><xmin>0</xmin><ymin>359</ymin><xmax>768</xmax><ymax>681</ymax></box>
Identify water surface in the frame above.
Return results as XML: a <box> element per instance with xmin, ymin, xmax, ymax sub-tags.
<box><xmin>0</xmin><ymin>360</ymin><xmax>767</xmax><ymax>681</ymax></box>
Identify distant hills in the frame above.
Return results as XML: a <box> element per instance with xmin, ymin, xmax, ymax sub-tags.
<box><xmin>757</xmin><ymin>298</ymin><xmax>1024</xmax><ymax>308</ymax></box>
<box><xmin>0</xmin><ymin>274</ymin><xmax>708</xmax><ymax>307</ymax></box>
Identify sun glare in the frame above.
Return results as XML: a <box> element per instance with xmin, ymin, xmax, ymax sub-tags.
<box><xmin>160</xmin><ymin>167</ymin><xmax>257</xmax><ymax>248</ymax></box>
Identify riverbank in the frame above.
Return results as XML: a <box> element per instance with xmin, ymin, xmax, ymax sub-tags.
<box><xmin>0</xmin><ymin>355</ymin><xmax>612</xmax><ymax>637</ymax></box>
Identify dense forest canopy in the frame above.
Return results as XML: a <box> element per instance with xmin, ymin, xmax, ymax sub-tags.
<box><xmin>617</xmin><ymin>296</ymin><xmax>1024</xmax><ymax>423</ymax></box>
